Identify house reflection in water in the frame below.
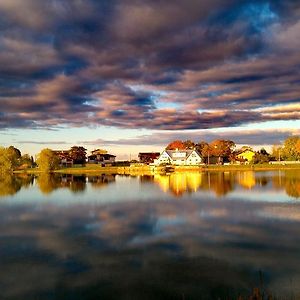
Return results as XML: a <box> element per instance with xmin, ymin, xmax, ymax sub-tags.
<box><xmin>149</xmin><ymin>170</ymin><xmax>300</xmax><ymax>198</ymax></box>
<box><xmin>88</xmin><ymin>174</ymin><xmax>116</xmax><ymax>189</ymax></box>
<box><xmin>153</xmin><ymin>173</ymin><xmax>203</xmax><ymax>196</ymax></box>
<box><xmin>236</xmin><ymin>171</ymin><xmax>256</xmax><ymax>189</ymax></box>
<box><xmin>152</xmin><ymin>172</ymin><xmax>236</xmax><ymax>197</ymax></box>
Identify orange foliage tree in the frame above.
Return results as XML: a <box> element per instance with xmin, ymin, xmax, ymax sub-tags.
<box><xmin>210</xmin><ymin>140</ymin><xmax>235</xmax><ymax>163</ymax></box>
<box><xmin>166</xmin><ymin>140</ymin><xmax>186</xmax><ymax>150</ymax></box>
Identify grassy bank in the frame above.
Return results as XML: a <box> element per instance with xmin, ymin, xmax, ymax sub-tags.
<box><xmin>13</xmin><ymin>163</ymin><xmax>300</xmax><ymax>175</ymax></box>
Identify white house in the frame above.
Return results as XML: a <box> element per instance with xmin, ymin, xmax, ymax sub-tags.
<box><xmin>154</xmin><ymin>149</ymin><xmax>202</xmax><ymax>166</ymax></box>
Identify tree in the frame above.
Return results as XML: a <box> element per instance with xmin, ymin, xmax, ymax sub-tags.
<box><xmin>210</xmin><ymin>140</ymin><xmax>235</xmax><ymax>164</ymax></box>
<box><xmin>166</xmin><ymin>140</ymin><xmax>186</xmax><ymax>150</ymax></box>
<box><xmin>183</xmin><ymin>140</ymin><xmax>195</xmax><ymax>150</ymax></box>
<box><xmin>196</xmin><ymin>142</ymin><xmax>211</xmax><ymax>163</ymax></box>
<box><xmin>36</xmin><ymin>148</ymin><xmax>60</xmax><ymax>172</ymax></box>
<box><xmin>20</xmin><ymin>154</ymin><xmax>34</xmax><ymax>168</ymax></box>
<box><xmin>282</xmin><ymin>136</ymin><xmax>300</xmax><ymax>161</ymax></box>
<box><xmin>7</xmin><ymin>146</ymin><xmax>21</xmax><ymax>168</ymax></box>
<box><xmin>69</xmin><ymin>146</ymin><xmax>87</xmax><ymax>164</ymax></box>
<box><xmin>0</xmin><ymin>147</ymin><xmax>13</xmax><ymax>174</ymax></box>
<box><xmin>196</xmin><ymin>141</ymin><xmax>208</xmax><ymax>154</ymax></box>
<box><xmin>271</xmin><ymin>145</ymin><xmax>282</xmax><ymax>161</ymax></box>
<box><xmin>253</xmin><ymin>148</ymin><xmax>271</xmax><ymax>164</ymax></box>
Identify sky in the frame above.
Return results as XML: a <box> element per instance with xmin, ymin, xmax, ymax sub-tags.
<box><xmin>0</xmin><ymin>0</ymin><xmax>299</xmax><ymax>159</ymax></box>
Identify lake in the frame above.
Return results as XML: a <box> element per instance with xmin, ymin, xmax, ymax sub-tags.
<box><xmin>0</xmin><ymin>170</ymin><xmax>300</xmax><ymax>299</ymax></box>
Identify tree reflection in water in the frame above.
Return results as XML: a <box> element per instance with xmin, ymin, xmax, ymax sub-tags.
<box><xmin>89</xmin><ymin>174</ymin><xmax>116</xmax><ymax>189</ymax></box>
<box><xmin>37</xmin><ymin>174</ymin><xmax>116</xmax><ymax>195</ymax></box>
<box><xmin>0</xmin><ymin>171</ymin><xmax>299</xmax><ymax>199</ymax></box>
<box><xmin>272</xmin><ymin>170</ymin><xmax>300</xmax><ymax>198</ymax></box>
<box><xmin>0</xmin><ymin>173</ymin><xmax>34</xmax><ymax>197</ymax></box>
<box><xmin>150</xmin><ymin>170</ymin><xmax>300</xmax><ymax>198</ymax></box>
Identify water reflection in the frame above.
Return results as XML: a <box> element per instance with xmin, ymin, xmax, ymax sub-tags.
<box><xmin>0</xmin><ymin>171</ymin><xmax>299</xmax><ymax>199</ymax></box>
<box><xmin>36</xmin><ymin>174</ymin><xmax>116</xmax><ymax>195</ymax></box>
<box><xmin>272</xmin><ymin>170</ymin><xmax>300</xmax><ymax>198</ymax></box>
<box><xmin>151</xmin><ymin>170</ymin><xmax>300</xmax><ymax>198</ymax></box>
<box><xmin>1</xmin><ymin>198</ymin><xmax>300</xmax><ymax>299</ymax></box>
<box><xmin>0</xmin><ymin>173</ymin><xmax>34</xmax><ymax>197</ymax></box>
<box><xmin>0</xmin><ymin>171</ymin><xmax>300</xmax><ymax>299</ymax></box>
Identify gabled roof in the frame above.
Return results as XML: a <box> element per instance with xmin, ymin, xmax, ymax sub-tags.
<box><xmin>236</xmin><ymin>148</ymin><xmax>256</xmax><ymax>156</ymax></box>
<box><xmin>164</xmin><ymin>149</ymin><xmax>201</xmax><ymax>161</ymax></box>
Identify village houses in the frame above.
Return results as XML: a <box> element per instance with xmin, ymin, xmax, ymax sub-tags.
<box><xmin>154</xmin><ymin>149</ymin><xmax>203</xmax><ymax>166</ymax></box>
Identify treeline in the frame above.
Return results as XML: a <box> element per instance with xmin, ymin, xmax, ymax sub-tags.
<box><xmin>0</xmin><ymin>145</ymin><xmax>88</xmax><ymax>174</ymax></box>
<box><xmin>0</xmin><ymin>136</ymin><xmax>299</xmax><ymax>173</ymax></box>
<box><xmin>165</xmin><ymin>135</ymin><xmax>300</xmax><ymax>163</ymax></box>
<box><xmin>0</xmin><ymin>146</ymin><xmax>34</xmax><ymax>174</ymax></box>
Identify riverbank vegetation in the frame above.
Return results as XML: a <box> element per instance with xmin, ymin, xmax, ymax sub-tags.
<box><xmin>0</xmin><ymin>146</ymin><xmax>34</xmax><ymax>174</ymax></box>
<box><xmin>1</xmin><ymin>136</ymin><xmax>299</xmax><ymax>174</ymax></box>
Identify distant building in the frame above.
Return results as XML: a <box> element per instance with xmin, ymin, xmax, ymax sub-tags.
<box><xmin>87</xmin><ymin>153</ymin><xmax>116</xmax><ymax>166</ymax></box>
<box><xmin>138</xmin><ymin>152</ymin><xmax>160</xmax><ymax>164</ymax></box>
<box><xmin>154</xmin><ymin>149</ymin><xmax>202</xmax><ymax>166</ymax></box>
<box><xmin>53</xmin><ymin>150</ymin><xmax>74</xmax><ymax>167</ymax></box>
<box><xmin>91</xmin><ymin>149</ymin><xmax>108</xmax><ymax>155</ymax></box>
<box><xmin>236</xmin><ymin>148</ymin><xmax>256</xmax><ymax>162</ymax></box>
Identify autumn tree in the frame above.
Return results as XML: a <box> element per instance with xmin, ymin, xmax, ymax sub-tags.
<box><xmin>196</xmin><ymin>141</ymin><xmax>207</xmax><ymax>154</ymax></box>
<box><xmin>0</xmin><ymin>147</ymin><xmax>13</xmax><ymax>174</ymax></box>
<box><xmin>195</xmin><ymin>142</ymin><xmax>211</xmax><ymax>163</ymax></box>
<box><xmin>69</xmin><ymin>146</ymin><xmax>87</xmax><ymax>164</ymax></box>
<box><xmin>253</xmin><ymin>148</ymin><xmax>271</xmax><ymax>164</ymax></box>
<box><xmin>210</xmin><ymin>140</ymin><xmax>235</xmax><ymax>164</ymax></box>
<box><xmin>282</xmin><ymin>136</ymin><xmax>300</xmax><ymax>161</ymax></box>
<box><xmin>166</xmin><ymin>140</ymin><xmax>186</xmax><ymax>150</ymax></box>
<box><xmin>183</xmin><ymin>140</ymin><xmax>195</xmax><ymax>150</ymax></box>
<box><xmin>20</xmin><ymin>154</ymin><xmax>34</xmax><ymax>168</ymax></box>
<box><xmin>7</xmin><ymin>146</ymin><xmax>22</xmax><ymax>167</ymax></box>
<box><xmin>36</xmin><ymin>148</ymin><xmax>60</xmax><ymax>172</ymax></box>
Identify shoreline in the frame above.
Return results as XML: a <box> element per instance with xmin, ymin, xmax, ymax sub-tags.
<box><xmin>13</xmin><ymin>163</ymin><xmax>300</xmax><ymax>175</ymax></box>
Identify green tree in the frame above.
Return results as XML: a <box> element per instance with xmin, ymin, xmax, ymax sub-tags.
<box><xmin>282</xmin><ymin>136</ymin><xmax>300</xmax><ymax>161</ymax></box>
<box><xmin>36</xmin><ymin>148</ymin><xmax>60</xmax><ymax>172</ymax></box>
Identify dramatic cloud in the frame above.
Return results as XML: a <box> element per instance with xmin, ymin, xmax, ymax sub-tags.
<box><xmin>78</xmin><ymin>128</ymin><xmax>300</xmax><ymax>147</ymax></box>
<box><xmin>0</xmin><ymin>0</ymin><xmax>299</xmax><ymax>131</ymax></box>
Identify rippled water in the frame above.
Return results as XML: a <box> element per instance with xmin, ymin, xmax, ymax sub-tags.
<box><xmin>0</xmin><ymin>170</ymin><xmax>300</xmax><ymax>299</ymax></box>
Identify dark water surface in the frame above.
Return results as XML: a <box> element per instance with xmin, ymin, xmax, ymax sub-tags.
<box><xmin>0</xmin><ymin>170</ymin><xmax>300</xmax><ymax>299</ymax></box>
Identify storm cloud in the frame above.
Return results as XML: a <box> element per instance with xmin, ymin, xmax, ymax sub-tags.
<box><xmin>0</xmin><ymin>0</ymin><xmax>299</xmax><ymax>130</ymax></box>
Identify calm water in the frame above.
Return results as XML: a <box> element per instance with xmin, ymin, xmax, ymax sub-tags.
<box><xmin>0</xmin><ymin>170</ymin><xmax>300</xmax><ymax>299</ymax></box>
